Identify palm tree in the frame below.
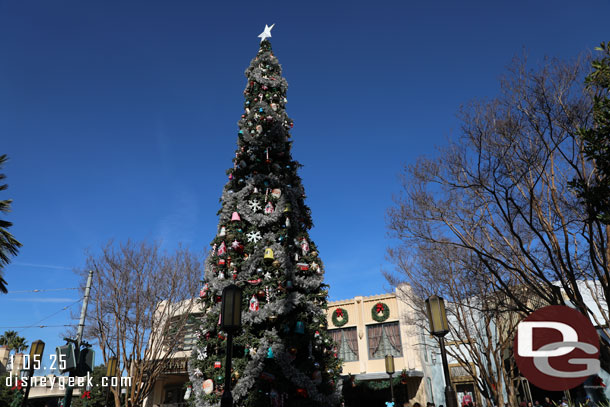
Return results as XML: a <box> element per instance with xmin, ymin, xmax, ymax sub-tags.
<box><xmin>0</xmin><ymin>330</ymin><xmax>28</xmax><ymax>353</ymax></box>
<box><xmin>0</xmin><ymin>154</ymin><xmax>22</xmax><ymax>293</ymax></box>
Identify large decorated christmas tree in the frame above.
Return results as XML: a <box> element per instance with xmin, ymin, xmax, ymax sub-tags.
<box><xmin>188</xmin><ymin>25</ymin><xmax>342</xmax><ymax>407</ymax></box>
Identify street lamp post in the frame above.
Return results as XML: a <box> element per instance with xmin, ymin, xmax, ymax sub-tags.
<box><xmin>385</xmin><ymin>354</ymin><xmax>395</xmax><ymax>403</ymax></box>
<box><xmin>21</xmin><ymin>339</ymin><xmax>45</xmax><ymax>407</ymax></box>
<box><xmin>220</xmin><ymin>284</ymin><xmax>243</xmax><ymax>407</ymax></box>
<box><xmin>426</xmin><ymin>295</ymin><xmax>458</xmax><ymax>407</ymax></box>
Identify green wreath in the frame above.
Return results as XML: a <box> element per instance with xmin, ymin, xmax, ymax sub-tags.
<box><xmin>332</xmin><ymin>307</ymin><xmax>348</xmax><ymax>327</ymax></box>
<box><xmin>371</xmin><ymin>302</ymin><xmax>390</xmax><ymax>322</ymax></box>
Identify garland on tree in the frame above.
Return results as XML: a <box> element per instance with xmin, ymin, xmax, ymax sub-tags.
<box><xmin>371</xmin><ymin>302</ymin><xmax>390</xmax><ymax>323</ymax></box>
<box><xmin>331</xmin><ymin>308</ymin><xmax>348</xmax><ymax>327</ymax></box>
<box><xmin>188</xmin><ymin>26</ymin><xmax>341</xmax><ymax>407</ymax></box>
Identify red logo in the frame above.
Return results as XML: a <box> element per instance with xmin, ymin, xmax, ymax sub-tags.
<box><xmin>514</xmin><ymin>305</ymin><xmax>600</xmax><ymax>391</ymax></box>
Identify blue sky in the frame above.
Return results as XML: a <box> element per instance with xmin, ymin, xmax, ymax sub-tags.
<box><xmin>0</xmin><ymin>0</ymin><xmax>608</xmax><ymax>363</ymax></box>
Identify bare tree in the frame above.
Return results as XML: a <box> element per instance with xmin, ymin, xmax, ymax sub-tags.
<box><xmin>387</xmin><ymin>243</ymin><xmax>521</xmax><ymax>407</ymax></box>
<box><xmin>75</xmin><ymin>240</ymin><xmax>203</xmax><ymax>407</ymax></box>
<box><xmin>387</xmin><ymin>54</ymin><xmax>610</xmax><ymax>372</ymax></box>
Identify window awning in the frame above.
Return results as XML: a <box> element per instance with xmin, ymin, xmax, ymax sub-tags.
<box><xmin>346</xmin><ymin>370</ymin><xmax>424</xmax><ymax>381</ymax></box>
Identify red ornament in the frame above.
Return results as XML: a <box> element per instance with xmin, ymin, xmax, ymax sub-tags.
<box><xmin>218</xmin><ymin>259</ymin><xmax>226</xmax><ymax>266</ymax></box>
<box><xmin>214</xmin><ymin>361</ymin><xmax>222</xmax><ymax>369</ymax></box>
<box><xmin>296</xmin><ymin>388</ymin><xmax>308</xmax><ymax>398</ymax></box>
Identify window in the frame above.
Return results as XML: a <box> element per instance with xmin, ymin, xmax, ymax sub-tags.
<box><xmin>329</xmin><ymin>327</ymin><xmax>359</xmax><ymax>362</ymax></box>
<box><xmin>367</xmin><ymin>322</ymin><xmax>402</xmax><ymax>359</ymax></box>
<box><xmin>166</xmin><ymin>313</ymin><xmax>202</xmax><ymax>352</ymax></box>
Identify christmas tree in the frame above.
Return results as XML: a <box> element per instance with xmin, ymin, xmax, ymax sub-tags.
<box><xmin>188</xmin><ymin>26</ymin><xmax>341</xmax><ymax>407</ymax></box>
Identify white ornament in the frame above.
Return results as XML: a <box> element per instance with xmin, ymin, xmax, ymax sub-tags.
<box><xmin>247</xmin><ymin>230</ymin><xmax>262</xmax><ymax>243</ymax></box>
<box><xmin>301</xmin><ymin>238</ymin><xmax>309</xmax><ymax>254</ymax></box>
<box><xmin>193</xmin><ymin>368</ymin><xmax>203</xmax><ymax>377</ymax></box>
<box><xmin>218</xmin><ymin>270</ymin><xmax>225</xmax><ymax>279</ymax></box>
<box><xmin>258</xmin><ymin>23</ymin><xmax>275</xmax><ymax>42</ymax></box>
<box><xmin>248</xmin><ymin>200</ymin><xmax>262</xmax><ymax>211</ymax></box>
<box><xmin>249</xmin><ymin>295</ymin><xmax>259</xmax><ymax>311</ymax></box>
<box><xmin>184</xmin><ymin>386</ymin><xmax>192</xmax><ymax>400</ymax></box>
<box><xmin>263</xmin><ymin>272</ymin><xmax>273</xmax><ymax>281</ymax></box>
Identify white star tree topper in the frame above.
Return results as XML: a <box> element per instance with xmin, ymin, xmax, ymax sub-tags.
<box><xmin>258</xmin><ymin>24</ymin><xmax>275</xmax><ymax>42</ymax></box>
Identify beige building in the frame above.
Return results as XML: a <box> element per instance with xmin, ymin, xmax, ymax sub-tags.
<box><xmin>143</xmin><ymin>288</ymin><xmax>438</xmax><ymax>407</ymax></box>
<box><xmin>327</xmin><ymin>291</ymin><xmax>428</xmax><ymax>405</ymax></box>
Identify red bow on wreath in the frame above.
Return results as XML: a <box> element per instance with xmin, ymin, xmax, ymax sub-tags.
<box><xmin>376</xmin><ymin>303</ymin><xmax>385</xmax><ymax>313</ymax></box>
<box><xmin>335</xmin><ymin>309</ymin><xmax>344</xmax><ymax>318</ymax></box>
<box><xmin>81</xmin><ymin>390</ymin><xmax>91</xmax><ymax>399</ymax></box>
<box><xmin>11</xmin><ymin>380</ymin><xmax>23</xmax><ymax>391</ymax></box>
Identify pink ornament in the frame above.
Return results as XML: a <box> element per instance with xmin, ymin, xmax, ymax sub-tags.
<box><xmin>264</xmin><ymin>202</ymin><xmax>274</xmax><ymax>214</ymax></box>
<box><xmin>218</xmin><ymin>242</ymin><xmax>227</xmax><ymax>256</ymax></box>
<box><xmin>231</xmin><ymin>212</ymin><xmax>241</xmax><ymax>221</ymax></box>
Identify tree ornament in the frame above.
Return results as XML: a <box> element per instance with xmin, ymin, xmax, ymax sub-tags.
<box><xmin>256</xmin><ymin>124</ymin><xmax>263</xmax><ymax>134</ymax></box>
<box><xmin>231</xmin><ymin>240</ymin><xmax>243</xmax><ymax>252</ymax></box>
<box><xmin>283</xmin><ymin>203</ymin><xmax>292</xmax><ymax>212</ymax></box>
<box><xmin>264</xmin><ymin>247</ymin><xmax>274</xmax><ymax>262</ymax></box>
<box><xmin>214</xmin><ymin>361</ymin><xmax>222</xmax><ymax>369</ymax></box>
<box><xmin>184</xmin><ymin>385</ymin><xmax>192</xmax><ymax>400</ymax></box>
<box><xmin>257</xmin><ymin>289</ymin><xmax>266</xmax><ymax>299</ymax></box>
<box><xmin>203</xmin><ymin>379</ymin><xmax>214</xmax><ymax>395</ymax></box>
<box><xmin>266</xmin><ymin>347</ymin><xmax>274</xmax><ymax>358</ymax></box>
<box><xmin>218</xmin><ymin>258</ymin><xmax>226</xmax><ymax>266</ymax></box>
<box><xmin>264</xmin><ymin>201</ymin><xmax>274</xmax><ymax>214</ymax></box>
<box><xmin>218</xmin><ymin>226</ymin><xmax>226</xmax><ymax>236</ymax></box>
<box><xmin>300</xmin><ymin>238</ymin><xmax>309</xmax><ymax>254</ymax></box>
<box><xmin>218</xmin><ymin>270</ymin><xmax>225</xmax><ymax>279</ymax></box>
<box><xmin>295</xmin><ymin>321</ymin><xmax>305</xmax><ymax>334</ymax></box>
<box><xmin>271</xmin><ymin>188</ymin><xmax>281</xmax><ymax>198</ymax></box>
<box><xmin>247</xmin><ymin>230</ymin><xmax>262</xmax><ymax>243</ymax></box>
<box><xmin>218</xmin><ymin>241</ymin><xmax>227</xmax><ymax>256</ymax></box>
<box><xmin>199</xmin><ymin>283</ymin><xmax>209</xmax><ymax>298</ymax></box>
<box><xmin>231</xmin><ymin>211</ymin><xmax>241</xmax><ymax>221</ymax></box>
<box><xmin>297</xmin><ymin>263</ymin><xmax>309</xmax><ymax>271</ymax></box>
<box><xmin>249</xmin><ymin>295</ymin><xmax>259</xmax><ymax>311</ymax></box>
<box><xmin>272</xmin><ymin>259</ymin><xmax>281</xmax><ymax>268</ymax></box>
<box><xmin>311</xmin><ymin>262</ymin><xmax>320</xmax><ymax>273</ymax></box>
<box><xmin>285</xmin><ymin>217</ymin><xmax>290</xmax><ymax>228</ymax></box>
<box><xmin>247</xmin><ymin>200</ymin><xmax>262</xmax><ymax>211</ymax></box>
<box><xmin>371</xmin><ymin>302</ymin><xmax>390</xmax><ymax>322</ymax></box>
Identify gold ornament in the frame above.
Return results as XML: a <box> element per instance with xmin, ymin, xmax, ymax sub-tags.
<box><xmin>264</xmin><ymin>247</ymin><xmax>274</xmax><ymax>262</ymax></box>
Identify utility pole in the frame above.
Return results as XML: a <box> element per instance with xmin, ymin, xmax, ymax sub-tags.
<box><xmin>62</xmin><ymin>270</ymin><xmax>93</xmax><ymax>407</ymax></box>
